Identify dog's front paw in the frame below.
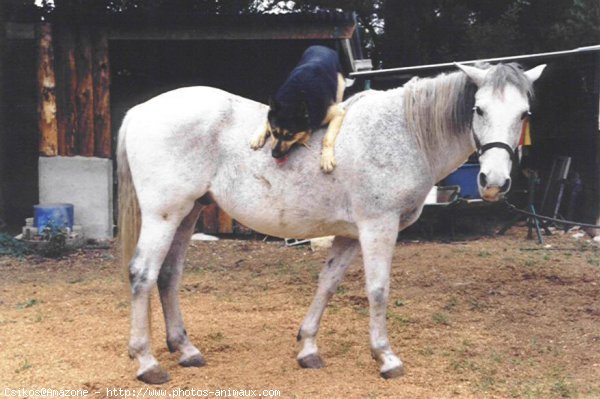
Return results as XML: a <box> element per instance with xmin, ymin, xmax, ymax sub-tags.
<box><xmin>250</xmin><ymin>135</ymin><xmax>266</xmax><ymax>150</ymax></box>
<box><xmin>320</xmin><ymin>150</ymin><xmax>336</xmax><ymax>173</ymax></box>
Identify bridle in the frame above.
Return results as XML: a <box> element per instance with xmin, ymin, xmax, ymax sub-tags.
<box><xmin>474</xmin><ymin>138</ymin><xmax>518</xmax><ymax>165</ymax></box>
<box><xmin>470</xmin><ymin>107</ymin><xmax>528</xmax><ymax>165</ymax></box>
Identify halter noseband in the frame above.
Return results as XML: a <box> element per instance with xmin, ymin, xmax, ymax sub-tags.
<box><xmin>471</xmin><ymin>110</ymin><xmax>518</xmax><ymax>164</ymax></box>
<box><xmin>475</xmin><ymin>139</ymin><xmax>518</xmax><ymax>164</ymax></box>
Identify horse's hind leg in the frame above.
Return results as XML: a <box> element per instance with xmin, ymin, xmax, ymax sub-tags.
<box><xmin>358</xmin><ymin>215</ymin><xmax>404</xmax><ymax>379</ymax></box>
<box><xmin>128</xmin><ymin>203</ymin><xmax>194</xmax><ymax>384</ymax></box>
<box><xmin>297</xmin><ymin>236</ymin><xmax>360</xmax><ymax>368</ymax></box>
<box><xmin>158</xmin><ymin>202</ymin><xmax>205</xmax><ymax>368</ymax></box>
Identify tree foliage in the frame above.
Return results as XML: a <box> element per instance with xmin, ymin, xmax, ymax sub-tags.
<box><xmin>5</xmin><ymin>0</ymin><xmax>599</xmax><ymax>67</ymax></box>
<box><xmin>382</xmin><ymin>0</ymin><xmax>599</xmax><ymax>67</ymax></box>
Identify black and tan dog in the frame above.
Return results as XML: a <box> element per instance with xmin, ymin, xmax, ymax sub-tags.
<box><xmin>250</xmin><ymin>45</ymin><xmax>346</xmax><ymax>173</ymax></box>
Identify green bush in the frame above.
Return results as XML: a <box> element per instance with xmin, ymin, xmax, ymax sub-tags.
<box><xmin>0</xmin><ymin>233</ymin><xmax>29</xmax><ymax>257</ymax></box>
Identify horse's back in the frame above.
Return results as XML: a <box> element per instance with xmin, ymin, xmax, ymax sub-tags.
<box><xmin>128</xmin><ymin>87</ymin><xmax>263</xmax><ymax>130</ymax></box>
<box><xmin>121</xmin><ymin>87</ymin><xmax>267</xmax><ymax>213</ymax></box>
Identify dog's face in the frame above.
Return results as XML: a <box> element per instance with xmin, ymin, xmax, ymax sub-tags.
<box><xmin>268</xmin><ymin>100</ymin><xmax>311</xmax><ymax>160</ymax></box>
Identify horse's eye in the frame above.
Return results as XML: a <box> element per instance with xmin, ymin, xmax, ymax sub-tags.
<box><xmin>521</xmin><ymin>110</ymin><xmax>531</xmax><ymax>120</ymax></box>
<box><xmin>474</xmin><ymin>106</ymin><xmax>484</xmax><ymax>116</ymax></box>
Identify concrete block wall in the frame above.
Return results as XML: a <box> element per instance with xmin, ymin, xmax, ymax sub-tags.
<box><xmin>39</xmin><ymin>156</ymin><xmax>113</xmax><ymax>240</ymax></box>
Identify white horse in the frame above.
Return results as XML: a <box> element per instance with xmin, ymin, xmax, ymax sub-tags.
<box><xmin>118</xmin><ymin>62</ymin><xmax>546</xmax><ymax>384</ymax></box>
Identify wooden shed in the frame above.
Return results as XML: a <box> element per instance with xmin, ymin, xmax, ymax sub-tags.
<box><xmin>0</xmin><ymin>5</ymin><xmax>369</xmax><ymax>236</ymax></box>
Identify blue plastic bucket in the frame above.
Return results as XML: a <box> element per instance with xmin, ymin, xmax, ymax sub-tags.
<box><xmin>34</xmin><ymin>203</ymin><xmax>74</xmax><ymax>230</ymax></box>
<box><xmin>443</xmin><ymin>164</ymin><xmax>481</xmax><ymax>199</ymax></box>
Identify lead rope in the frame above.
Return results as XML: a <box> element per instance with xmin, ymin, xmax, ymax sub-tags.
<box><xmin>503</xmin><ymin>200</ymin><xmax>600</xmax><ymax>229</ymax></box>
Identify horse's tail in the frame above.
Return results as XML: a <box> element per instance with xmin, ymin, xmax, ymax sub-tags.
<box><xmin>117</xmin><ymin>111</ymin><xmax>141</xmax><ymax>271</ymax></box>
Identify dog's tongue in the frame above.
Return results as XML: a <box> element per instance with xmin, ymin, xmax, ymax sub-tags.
<box><xmin>275</xmin><ymin>155</ymin><xmax>289</xmax><ymax>166</ymax></box>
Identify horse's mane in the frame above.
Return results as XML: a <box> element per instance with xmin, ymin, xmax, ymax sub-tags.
<box><xmin>402</xmin><ymin>62</ymin><xmax>533</xmax><ymax>155</ymax></box>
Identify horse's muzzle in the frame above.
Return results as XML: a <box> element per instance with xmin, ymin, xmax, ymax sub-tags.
<box><xmin>479</xmin><ymin>172</ymin><xmax>511</xmax><ymax>202</ymax></box>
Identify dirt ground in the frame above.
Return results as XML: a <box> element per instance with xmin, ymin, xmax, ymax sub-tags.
<box><xmin>1</xmin><ymin>227</ymin><xmax>599</xmax><ymax>399</ymax></box>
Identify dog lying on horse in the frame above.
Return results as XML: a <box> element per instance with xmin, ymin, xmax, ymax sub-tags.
<box><xmin>250</xmin><ymin>45</ymin><xmax>346</xmax><ymax>173</ymax></box>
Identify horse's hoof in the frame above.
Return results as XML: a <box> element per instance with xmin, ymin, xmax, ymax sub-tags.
<box><xmin>380</xmin><ymin>365</ymin><xmax>404</xmax><ymax>379</ymax></box>
<box><xmin>298</xmin><ymin>353</ymin><xmax>325</xmax><ymax>369</ymax></box>
<box><xmin>137</xmin><ymin>365</ymin><xmax>171</xmax><ymax>385</ymax></box>
<box><xmin>179</xmin><ymin>354</ymin><xmax>206</xmax><ymax>368</ymax></box>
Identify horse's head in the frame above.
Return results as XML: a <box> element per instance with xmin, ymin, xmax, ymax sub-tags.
<box><xmin>456</xmin><ymin>63</ymin><xmax>546</xmax><ymax>202</ymax></box>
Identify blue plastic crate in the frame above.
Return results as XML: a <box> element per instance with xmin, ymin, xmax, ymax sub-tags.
<box><xmin>443</xmin><ymin>164</ymin><xmax>481</xmax><ymax>199</ymax></box>
<box><xmin>34</xmin><ymin>203</ymin><xmax>74</xmax><ymax>230</ymax></box>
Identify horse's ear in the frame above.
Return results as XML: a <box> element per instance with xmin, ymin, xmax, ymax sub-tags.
<box><xmin>524</xmin><ymin>64</ymin><xmax>547</xmax><ymax>83</ymax></box>
<box><xmin>455</xmin><ymin>62</ymin><xmax>486</xmax><ymax>87</ymax></box>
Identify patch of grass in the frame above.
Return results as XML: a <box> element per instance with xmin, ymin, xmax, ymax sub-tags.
<box><xmin>275</xmin><ymin>260</ymin><xmax>291</xmax><ymax>276</ymax></box>
<box><xmin>207</xmin><ymin>331</ymin><xmax>224</xmax><ymax>341</ymax></box>
<box><xmin>449</xmin><ymin>357</ymin><xmax>478</xmax><ymax>372</ymax></box>
<box><xmin>550</xmin><ymin>378</ymin><xmax>576</xmax><ymax>398</ymax></box>
<box><xmin>355</xmin><ymin>307</ymin><xmax>369</xmax><ymax>317</ymax></box>
<box><xmin>587</xmin><ymin>257</ymin><xmax>599</xmax><ymax>266</ymax></box>
<box><xmin>16</xmin><ymin>299</ymin><xmax>39</xmax><ymax>309</ymax></box>
<box><xmin>510</xmin><ymin>382</ymin><xmax>545</xmax><ymax>398</ymax></box>
<box><xmin>15</xmin><ymin>359</ymin><xmax>32</xmax><ymax>373</ymax></box>
<box><xmin>468</xmin><ymin>298</ymin><xmax>484</xmax><ymax>311</ymax></box>
<box><xmin>443</xmin><ymin>297</ymin><xmax>458</xmax><ymax>312</ymax></box>
<box><xmin>336</xmin><ymin>286</ymin><xmax>348</xmax><ymax>295</ymax></box>
<box><xmin>328</xmin><ymin>302</ymin><xmax>340</xmax><ymax>314</ymax></box>
<box><xmin>432</xmin><ymin>312</ymin><xmax>450</xmax><ymax>325</ymax></box>
<box><xmin>394</xmin><ymin>299</ymin><xmax>406</xmax><ymax>307</ymax></box>
<box><xmin>477</xmin><ymin>373</ymin><xmax>496</xmax><ymax>392</ymax></box>
<box><xmin>310</xmin><ymin>269</ymin><xmax>320</xmax><ymax>282</ymax></box>
<box><xmin>489</xmin><ymin>351</ymin><xmax>502</xmax><ymax>364</ymax></box>
<box><xmin>478</xmin><ymin>250</ymin><xmax>491</xmax><ymax>258</ymax></box>
<box><xmin>387</xmin><ymin>311</ymin><xmax>413</xmax><ymax>326</ymax></box>
<box><xmin>549</xmin><ymin>369</ymin><xmax>577</xmax><ymax>398</ymax></box>
<box><xmin>418</xmin><ymin>346</ymin><xmax>434</xmax><ymax>356</ymax></box>
<box><xmin>333</xmin><ymin>341</ymin><xmax>353</xmax><ymax>356</ymax></box>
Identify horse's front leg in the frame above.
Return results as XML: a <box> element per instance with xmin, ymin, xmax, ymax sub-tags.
<box><xmin>297</xmin><ymin>236</ymin><xmax>360</xmax><ymax>368</ymax></box>
<box><xmin>358</xmin><ymin>215</ymin><xmax>404</xmax><ymax>379</ymax></box>
<box><xmin>158</xmin><ymin>202</ymin><xmax>206</xmax><ymax>368</ymax></box>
